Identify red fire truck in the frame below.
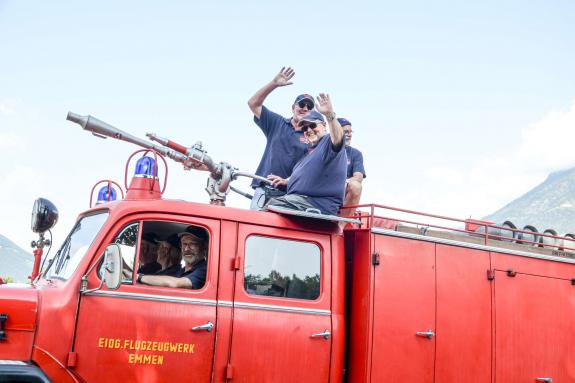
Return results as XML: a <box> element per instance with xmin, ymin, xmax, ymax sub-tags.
<box><xmin>1</xmin><ymin>113</ymin><xmax>574</xmax><ymax>382</ymax></box>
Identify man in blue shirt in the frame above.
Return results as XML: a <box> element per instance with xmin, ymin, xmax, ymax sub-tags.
<box><xmin>266</xmin><ymin>94</ymin><xmax>347</xmax><ymax>216</ymax></box>
<box><xmin>247</xmin><ymin>67</ymin><xmax>312</xmax><ymax>210</ymax></box>
<box><xmin>338</xmin><ymin>118</ymin><xmax>366</xmax><ymax>217</ymax></box>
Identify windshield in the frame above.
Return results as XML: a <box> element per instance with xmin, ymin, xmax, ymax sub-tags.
<box><xmin>44</xmin><ymin>211</ymin><xmax>109</xmax><ymax>280</ymax></box>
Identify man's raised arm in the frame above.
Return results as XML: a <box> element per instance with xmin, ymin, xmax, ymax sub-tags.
<box><xmin>316</xmin><ymin>93</ymin><xmax>343</xmax><ymax>149</ymax></box>
<box><xmin>248</xmin><ymin>67</ymin><xmax>295</xmax><ymax>119</ymax></box>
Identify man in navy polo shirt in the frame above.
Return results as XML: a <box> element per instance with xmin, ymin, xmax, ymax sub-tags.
<box><xmin>338</xmin><ymin>118</ymin><xmax>366</xmax><ymax>216</ymax></box>
<box><xmin>134</xmin><ymin>228</ymin><xmax>207</xmax><ymax>289</ymax></box>
<box><xmin>266</xmin><ymin>94</ymin><xmax>347</xmax><ymax>216</ymax></box>
<box><xmin>247</xmin><ymin>66</ymin><xmax>312</xmax><ymax>210</ymax></box>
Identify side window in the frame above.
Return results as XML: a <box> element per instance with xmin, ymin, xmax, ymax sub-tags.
<box><xmin>137</xmin><ymin>221</ymin><xmax>209</xmax><ymax>290</ymax></box>
<box><xmin>112</xmin><ymin>222</ymin><xmax>139</xmax><ymax>284</ymax></box>
<box><xmin>244</xmin><ymin>236</ymin><xmax>321</xmax><ymax>300</ymax></box>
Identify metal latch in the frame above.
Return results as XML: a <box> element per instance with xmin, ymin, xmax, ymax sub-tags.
<box><xmin>415</xmin><ymin>330</ymin><xmax>435</xmax><ymax>339</ymax></box>
<box><xmin>0</xmin><ymin>314</ymin><xmax>8</xmax><ymax>341</ymax></box>
<box><xmin>536</xmin><ymin>378</ymin><xmax>553</xmax><ymax>382</ymax></box>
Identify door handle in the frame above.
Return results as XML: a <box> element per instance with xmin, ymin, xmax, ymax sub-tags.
<box><xmin>536</xmin><ymin>378</ymin><xmax>553</xmax><ymax>383</ymax></box>
<box><xmin>310</xmin><ymin>330</ymin><xmax>331</xmax><ymax>340</ymax></box>
<box><xmin>191</xmin><ymin>321</ymin><xmax>213</xmax><ymax>332</ymax></box>
<box><xmin>415</xmin><ymin>330</ymin><xmax>435</xmax><ymax>339</ymax></box>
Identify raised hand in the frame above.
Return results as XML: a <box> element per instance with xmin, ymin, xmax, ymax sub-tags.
<box><xmin>315</xmin><ymin>93</ymin><xmax>334</xmax><ymax>116</ymax></box>
<box><xmin>271</xmin><ymin>67</ymin><xmax>295</xmax><ymax>87</ymax></box>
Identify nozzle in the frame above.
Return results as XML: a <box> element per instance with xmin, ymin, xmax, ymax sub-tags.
<box><xmin>67</xmin><ymin>111</ymin><xmax>88</xmax><ymax>128</ymax></box>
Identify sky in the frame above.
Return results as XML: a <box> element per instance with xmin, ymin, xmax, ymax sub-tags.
<box><xmin>0</xmin><ymin>0</ymin><xmax>574</xmax><ymax>252</ymax></box>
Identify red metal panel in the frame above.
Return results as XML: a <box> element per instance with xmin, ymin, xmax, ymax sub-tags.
<box><xmin>495</xmin><ymin>271</ymin><xmax>575</xmax><ymax>381</ymax></box>
<box><xmin>370</xmin><ymin>235</ymin><xmax>435</xmax><ymax>383</ymax></box>
<box><xmin>435</xmin><ymin>244</ymin><xmax>491</xmax><ymax>383</ymax></box>
<box><xmin>0</xmin><ymin>286</ymin><xmax>37</xmax><ymax>360</ymax></box>
<box><xmin>228</xmin><ymin>224</ymin><xmax>332</xmax><ymax>383</ymax></box>
<box><xmin>346</xmin><ymin>230</ymin><xmax>373</xmax><ymax>383</ymax></box>
<box><xmin>212</xmin><ymin>220</ymin><xmax>238</xmax><ymax>382</ymax></box>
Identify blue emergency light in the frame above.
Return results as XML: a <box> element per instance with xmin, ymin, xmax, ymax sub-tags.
<box><xmin>97</xmin><ymin>186</ymin><xmax>118</xmax><ymax>204</ymax></box>
<box><xmin>134</xmin><ymin>156</ymin><xmax>159</xmax><ymax>179</ymax></box>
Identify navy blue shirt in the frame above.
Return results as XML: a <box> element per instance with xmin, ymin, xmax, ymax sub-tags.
<box><xmin>345</xmin><ymin>146</ymin><xmax>366</xmax><ymax>179</ymax></box>
<box><xmin>252</xmin><ymin>106</ymin><xmax>309</xmax><ymax>188</ymax></box>
<box><xmin>177</xmin><ymin>259</ymin><xmax>207</xmax><ymax>289</ymax></box>
<box><xmin>287</xmin><ymin>135</ymin><xmax>347</xmax><ymax>215</ymax></box>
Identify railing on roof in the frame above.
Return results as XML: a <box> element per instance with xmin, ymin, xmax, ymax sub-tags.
<box><xmin>342</xmin><ymin>203</ymin><xmax>575</xmax><ymax>253</ymax></box>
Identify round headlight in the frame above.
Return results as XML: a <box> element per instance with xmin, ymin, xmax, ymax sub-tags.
<box><xmin>31</xmin><ymin>198</ymin><xmax>59</xmax><ymax>233</ymax></box>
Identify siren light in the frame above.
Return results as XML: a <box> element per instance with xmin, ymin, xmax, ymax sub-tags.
<box><xmin>97</xmin><ymin>185</ymin><xmax>118</xmax><ymax>204</ymax></box>
<box><xmin>134</xmin><ymin>156</ymin><xmax>159</xmax><ymax>179</ymax></box>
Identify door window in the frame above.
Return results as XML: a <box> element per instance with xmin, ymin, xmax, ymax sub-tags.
<box><xmin>243</xmin><ymin>235</ymin><xmax>321</xmax><ymax>300</ymax></box>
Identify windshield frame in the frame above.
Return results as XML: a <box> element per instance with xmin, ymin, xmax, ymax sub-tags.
<box><xmin>43</xmin><ymin>209</ymin><xmax>109</xmax><ymax>281</ymax></box>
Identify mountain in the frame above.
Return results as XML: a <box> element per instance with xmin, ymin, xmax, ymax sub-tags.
<box><xmin>0</xmin><ymin>234</ymin><xmax>33</xmax><ymax>283</ymax></box>
<box><xmin>484</xmin><ymin>167</ymin><xmax>575</xmax><ymax>235</ymax></box>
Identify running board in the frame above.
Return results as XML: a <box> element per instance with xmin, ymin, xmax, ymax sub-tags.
<box><xmin>266</xmin><ymin>205</ymin><xmax>361</xmax><ymax>224</ymax></box>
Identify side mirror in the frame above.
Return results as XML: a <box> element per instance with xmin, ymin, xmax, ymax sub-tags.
<box><xmin>31</xmin><ymin>198</ymin><xmax>59</xmax><ymax>233</ymax></box>
<box><xmin>101</xmin><ymin>244</ymin><xmax>122</xmax><ymax>290</ymax></box>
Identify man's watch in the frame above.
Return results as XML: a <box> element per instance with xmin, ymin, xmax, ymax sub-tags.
<box><xmin>326</xmin><ymin>112</ymin><xmax>336</xmax><ymax>122</ymax></box>
<box><xmin>137</xmin><ymin>273</ymin><xmax>143</xmax><ymax>283</ymax></box>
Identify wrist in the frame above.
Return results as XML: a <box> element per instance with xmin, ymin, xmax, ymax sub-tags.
<box><xmin>325</xmin><ymin>112</ymin><xmax>336</xmax><ymax>122</ymax></box>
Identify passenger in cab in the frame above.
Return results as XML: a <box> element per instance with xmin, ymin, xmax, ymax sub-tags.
<box><xmin>338</xmin><ymin>118</ymin><xmax>366</xmax><ymax>217</ymax></box>
<box><xmin>134</xmin><ymin>227</ymin><xmax>208</xmax><ymax>289</ymax></box>
<box><xmin>154</xmin><ymin>235</ymin><xmax>182</xmax><ymax>277</ymax></box>
<box><xmin>247</xmin><ymin>66</ymin><xmax>312</xmax><ymax>210</ymax></box>
<box><xmin>137</xmin><ymin>233</ymin><xmax>161</xmax><ymax>274</ymax></box>
<box><xmin>266</xmin><ymin>94</ymin><xmax>347</xmax><ymax>216</ymax></box>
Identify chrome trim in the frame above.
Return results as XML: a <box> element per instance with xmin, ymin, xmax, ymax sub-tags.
<box><xmin>0</xmin><ymin>360</ymin><xmax>27</xmax><ymax>366</ymax></box>
<box><xmin>372</xmin><ymin>228</ymin><xmax>575</xmax><ymax>265</ymax></box>
<box><xmin>83</xmin><ymin>290</ymin><xmax>217</xmax><ymax>306</ymax></box>
<box><xmin>81</xmin><ymin>293</ymin><xmax>330</xmax><ymax>316</ymax></box>
<box><xmin>231</xmin><ymin>301</ymin><xmax>331</xmax><ymax>316</ymax></box>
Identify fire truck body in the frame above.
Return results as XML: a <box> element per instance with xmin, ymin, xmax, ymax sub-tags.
<box><xmin>2</xmin><ymin>199</ymin><xmax>575</xmax><ymax>382</ymax></box>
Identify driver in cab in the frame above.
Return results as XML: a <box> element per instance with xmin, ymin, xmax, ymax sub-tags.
<box><xmin>128</xmin><ymin>228</ymin><xmax>208</xmax><ymax>289</ymax></box>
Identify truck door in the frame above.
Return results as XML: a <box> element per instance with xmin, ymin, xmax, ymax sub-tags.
<box><xmin>72</xmin><ymin>216</ymin><xmax>220</xmax><ymax>383</ymax></box>
<box><xmin>371</xmin><ymin>234</ymin><xmax>436</xmax><ymax>382</ymax></box>
<box><xmin>227</xmin><ymin>224</ymin><xmax>332</xmax><ymax>383</ymax></box>
<box><xmin>494</xmin><ymin>270</ymin><xmax>575</xmax><ymax>382</ymax></box>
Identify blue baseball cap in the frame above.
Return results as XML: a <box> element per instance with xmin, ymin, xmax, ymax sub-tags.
<box><xmin>294</xmin><ymin>94</ymin><xmax>315</xmax><ymax>107</ymax></box>
<box><xmin>337</xmin><ymin>118</ymin><xmax>352</xmax><ymax>127</ymax></box>
<box><xmin>298</xmin><ymin>111</ymin><xmax>325</xmax><ymax>128</ymax></box>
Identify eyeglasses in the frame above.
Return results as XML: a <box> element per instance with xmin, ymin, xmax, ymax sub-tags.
<box><xmin>297</xmin><ymin>101</ymin><xmax>314</xmax><ymax>110</ymax></box>
<box><xmin>301</xmin><ymin>123</ymin><xmax>317</xmax><ymax>131</ymax></box>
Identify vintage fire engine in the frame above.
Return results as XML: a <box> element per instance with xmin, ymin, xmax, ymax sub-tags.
<box><xmin>1</xmin><ymin>112</ymin><xmax>574</xmax><ymax>382</ymax></box>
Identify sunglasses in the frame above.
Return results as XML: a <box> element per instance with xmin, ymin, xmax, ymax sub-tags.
<box><xmin>297</xmin><ymin>100</ymin><xmax>314</xmax><ymax>110</ymax></box>
<box><xmin>301</xmin><ymin>123</ymin><xmax>317</xmax><ymax>131</ymax></box>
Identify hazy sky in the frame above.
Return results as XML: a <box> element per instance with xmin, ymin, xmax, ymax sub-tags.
<box><xmin>1</xmin><ymin>1</ymin><xmax>574</xmax><ymax>251</ymax></box>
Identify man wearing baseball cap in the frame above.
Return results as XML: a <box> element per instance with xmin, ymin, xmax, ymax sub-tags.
<box><xmin>247</xmin><ymin>67</ymin><xmax>313</xmax><ymax>210</ymax></box>
<box><xmin>134</xmin><ymin>227</ymin><xmax>208</xmax><ymax>289</ymax></box>
<box><xmin>266</xmin><ymin>94</ymin><xmax>347</xmax><ymax>216</ymax></box>
<box><xmin>337</xmin><ymin>118</ymin><xmax>366</xmax><ymax>217</ymax></box>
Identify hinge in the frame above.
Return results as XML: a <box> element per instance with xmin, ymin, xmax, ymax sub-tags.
<box><xmin>67</xmin><ymin>351</ymin><xmax>77</xmax><ymax>367</ymax></box>
<box><xmin>506</xmin><ymin>269</ymin><xmax>516</xmax><ymax>277</ymax></box>
<box><xmin>571</xmin><ymin>279</ymin><xmax>575</xmax><ymax>286</ymax></box>
<box><xmin>226</xmin><ymin>363</ymin><xmax>234</xmax><ymax>380</ymax></box>
<box><xmin>233</xmin><ymin>256</ymin><xmax>241</xmax><ymax>271</ymax></box>
<box><xmin>0</xmin><ymin>314</ymin><xmax>7</xmax><ymax>341</ymax></box>
<box><xmin>486</xmin><ymin>270</ymin><xmax>495</xmax><ymax>281</ymax></box>
<box><xmin>372</xmin><ymin>252</ymin><xmax>380</xmax><ymax>266</ymax></box>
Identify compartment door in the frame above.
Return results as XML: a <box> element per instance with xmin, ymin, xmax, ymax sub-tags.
<box><xmin>494</xmin><ymin>271</ymin><xmax>575</xmax><ymax>382</ymax></box>
<box><xmin>371</xmin><ymin>235</ymin><xmax>436</xmax><ymax>382</ymax></box>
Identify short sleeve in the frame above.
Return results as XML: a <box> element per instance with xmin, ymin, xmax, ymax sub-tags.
<box><xmin>352</xmin><ymin>149</ymin><xmax>366</xmax><ymax>178</ymax></box>
<box><xmin>253</xmin><ymin>106</ymin><xmax>285</xmax><ymax>137</ymax></box>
